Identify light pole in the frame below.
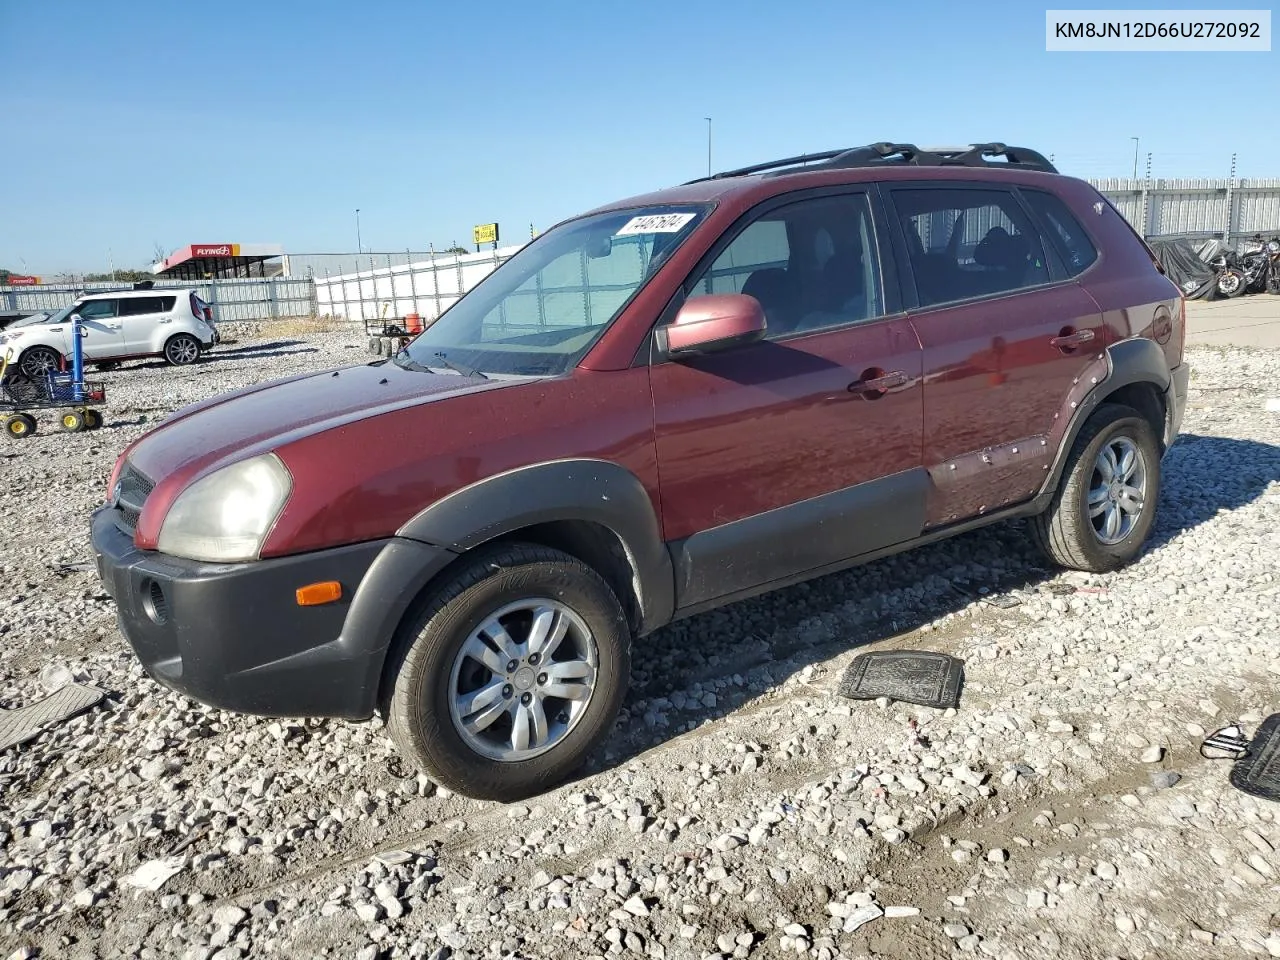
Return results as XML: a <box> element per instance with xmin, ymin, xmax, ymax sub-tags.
<box><xmin>355</xmin><ymin>208</ymin><xmax>362</xmax><ymax>254</ymax></box>
<box><xmin>705</xmin><ymin>117</ymin><xmax>712</xmax><ymax>176</ymax></box>
<box><xmin>1130</xmin><ymin>138</ymin><xmax>1139</xmax><ymax>179</ymax></box>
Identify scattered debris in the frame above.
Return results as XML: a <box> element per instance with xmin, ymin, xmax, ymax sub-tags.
<box><xmin>1229</xmin><ymin>713</ymin><xmax>1280</xmax><ymax>802</ymax></box>
<box><xmin>51</xmin><ymin>560</ymin><xmax>95</xmax><ymax>577</ymax></box>
<box><xmin>838</xmin><ymin>650</ymin><xmax>965</xmax><ymax>710</ymax></box>
<box><xmin>983</xmin><ymin>593</ymin><xmax>1023</xmax><ymax>609</ymax></box>
<box><xmin>373</xmin><ymin>850</ymin><xmax>415</xmax><ymax>866</ymax></box>
<box><xmin>0</xmin><ymin>682</ymin><xmax>108</xmax><ymax>752</ymax></box>
<box><xmin>1201</xmin><ymin>723</ymin><xmax>1251</xmax><ymax>760</ymax></box>
<box><xmin>124</xmin><ymin>857</ymin><xmax>187</xmax><ymax>892</ymax></box>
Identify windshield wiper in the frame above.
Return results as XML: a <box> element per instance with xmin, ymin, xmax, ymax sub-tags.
<box><xmin>390</xmin><ymin>353</ymin><xmax>431</xmax><ymax>373</ymax></box>
<box><xmin>432</xmin><ymin>352</ymin><xmax>488</xmax><ymax>380</ymax></box>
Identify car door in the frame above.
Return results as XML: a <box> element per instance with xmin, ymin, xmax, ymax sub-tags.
<box><xmin>649</xmin><ymin>189</ymin><xmax>926</xmax><ymax>610</ymax></box>
<box><xmin>884</xmin><ymin>184</ymin><xmax>1107</xmax><ymax>527</ymax></box>
<box><xmin>64</xmin><ymin>298</ymin><xmax>125</xmax><ymax>359</ymax></box>
<box><xmin>118</xmin><ymin>295</ymin><xmax>173</xmax><ymax>355</ymax></box>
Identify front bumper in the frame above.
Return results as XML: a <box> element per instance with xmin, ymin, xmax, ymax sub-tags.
<box><xmin>1165</xmin><ymin>362</ymin><xmax>1190</xmax><ymax>450</ymax></box>
<box><xmin>91</xmin><ymin>507</ymin><xmax>455</xmax><ymax>719</ymax></box>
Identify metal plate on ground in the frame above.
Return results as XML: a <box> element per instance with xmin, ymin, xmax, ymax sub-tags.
<box><xmin>1230</xmin><ymin>713</ymin><xmax>1280</xmax><ymax>802</ymax></box>
<box><xmin>837</xmin><ymin>650</ymin><xmax>964</xmax><ymax>710</ymax></box>
<box><xmin>0</xmin><ymin>683</ymin><xmax>107</xmax><ymax>752</ymax></box>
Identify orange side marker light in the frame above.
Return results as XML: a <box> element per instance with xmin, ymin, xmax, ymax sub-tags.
<box><xmin>296</xmin><ymin>581</ymin><xmax>342</xmax><ymax>606</ymax></box>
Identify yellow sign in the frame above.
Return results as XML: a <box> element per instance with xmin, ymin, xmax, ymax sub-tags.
<box><xmin>473</xmin><ymin>222</ymin><xmax>499</xmax><ymax>245</ymax></box>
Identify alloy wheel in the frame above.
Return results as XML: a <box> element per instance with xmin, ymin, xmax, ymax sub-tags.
<box><xmin>448</xmin><ymin>599</ymin><xmax>598</xmax><ymax>761</ymax></box>
<box><xmin>1087</xmin><ymin>436</ymin><xmax>1147</xmax><ymax>545</ymax></box>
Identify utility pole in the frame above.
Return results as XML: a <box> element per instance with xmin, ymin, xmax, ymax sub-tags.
<box><xmin>356</xmin><ymin>209</ymin><xmax>362</xmax><ymax>254</ymax></box>
<box><xmin>1130</xmin><ymin>137</ymin><xmax>1139</xmax><ymax>179</ymax></box>
<box><xmin>705</xmin><ymin>117</ymin><xmax>712</xmax><ymax>176</ymax></box>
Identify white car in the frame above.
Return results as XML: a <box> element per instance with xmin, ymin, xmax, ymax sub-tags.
<box><xmin>0</xmin><ymin>289</ymin><xmax>219</xmax><ymax>378</ymax></box>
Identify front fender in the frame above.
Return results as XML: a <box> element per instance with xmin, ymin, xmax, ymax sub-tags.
<box><xmin>397</xmin><ymin>458</ymin><xmax>675</xmax><ymax>634</ymax></box>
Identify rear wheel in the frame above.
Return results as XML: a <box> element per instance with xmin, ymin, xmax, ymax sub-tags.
<box><xmin>164</xmin><ymin>334</ymin><xmax>201</xmax><ymax>366</ymax></box>
<box><xmin>60</xmin><ymin>410</ymin><xmax>85</xmax><ymax>432</ymax></box>
<box><xmin>18</xmin><ymin>346</ymin><xmax>61</xmax><ymax>379</ymax></box>
<box><xmin>382</xmin><ymin>544</ymin><xmax>631</xmax><ymax>802</ymax></box>
<box><xmin>1029</xmin><ymin>403</ymin><xmax>1161</xmax><ymax>572</ymax></box>
<box><xmin>83</xmin><ymin>409</ymin><xmax>102</xmax><ymax>430</ymax></box>
<box><xmin>4</xmin><ymin>413</ymin><xmax>37</xmax><ymax>439</ymax></box>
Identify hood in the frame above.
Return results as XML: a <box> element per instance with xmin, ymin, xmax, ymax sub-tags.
<box><xmin>128</xmin><ymin>360</ymin><xmax>526</xmax><ymax>484</ymax></box>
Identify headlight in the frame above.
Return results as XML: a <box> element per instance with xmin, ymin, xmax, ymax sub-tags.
<box><xmin>1268</xmin><ymin>240</ymin><xmax>1280</xmax><ymax>254</ymax></box>
<box><xmin>157</xmin><ymin>453</ymin><xmax>292</xmax><ymax>562</ymax></box>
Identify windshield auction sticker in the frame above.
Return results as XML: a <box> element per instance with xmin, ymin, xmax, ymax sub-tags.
<box><xmin>1046</xmin><ymin>9</ymin><xmax>1271</xmax><ymax>50</ymax></box>
<box><xmin>615</xmin><ymin>213</ymin><xmax>697</xmax><ymax>236</ymax></box>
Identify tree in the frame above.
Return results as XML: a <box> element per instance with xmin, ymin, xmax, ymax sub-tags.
<box><xmin>444</xmin><ymin>246</ymin><xmax>470</xmax><ymax>256</ymax></box>
<box><xmin>83</xmin><ymin>269</ymin><xmax>153</xmax><ymax>282</ymax></box>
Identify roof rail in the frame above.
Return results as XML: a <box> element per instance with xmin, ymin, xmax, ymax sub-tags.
<box><xmin>686</xmin><ymin>141</ymin><xmax>1057</xmax><ymax>183</ymax></box>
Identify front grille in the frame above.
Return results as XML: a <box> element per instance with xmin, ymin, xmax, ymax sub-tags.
<box><xmin>114</xmin><ymin>464</ymin><xmax>154</xmax><ymax>535</ymax></box>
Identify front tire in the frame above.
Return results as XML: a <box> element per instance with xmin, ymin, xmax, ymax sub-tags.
<box><xmin>1029</xmin><ymin>403</ymin><xmax>1161</xmax><ymax>572</ymax></box>
<box><xmin>164</xmin><ymin>334</ymin><xmax>201</xmax><ymax>366</ymax></box>
<box><xmin>382</xmin><ymin>543</ymin><xmax>631</xmax><ymax>802</ymax></box>
<box><xmin>18</xmin><ymin>346</ymin><xmax>61</xmax><ymax>378</ymax></box>
<box><xmin>1217</xmin><ymin>270</ymin><xmax>1247</xmax><ymax>298</ymax></box>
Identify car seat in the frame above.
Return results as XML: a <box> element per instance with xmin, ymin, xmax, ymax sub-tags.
<box><xmin>742</xmin><ymin>268</ymin><xmax>799</xmax><ymax>335</ymax></box>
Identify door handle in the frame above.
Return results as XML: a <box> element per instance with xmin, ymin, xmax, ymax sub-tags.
<box><xmin>105</xmin><ymin>324</ymin><xmax>121</xmax><ymax>330</ymax></box>
<box><xmin>1050</xmin><ymin>329</ymin><xmax>1095</xmax><ymax>349</ymax></box>
<box><xmin>847</xmin><ymin>370</ymin><xmax>908</xmax><ymax>395</ymax></box>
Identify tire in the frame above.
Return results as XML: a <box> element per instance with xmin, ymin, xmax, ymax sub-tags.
<box><xmin>83</xmin><ymin>409</ymin><xmax>102</xmax><ymax>430</ymax></box>
<box><xmin>1267</xmin><ymin>273</ymin><xmax>1280</xmax><ymax>296</ymax></box>
<box><xmin>164</xmin><ymin>334</ymin><xmax>201</xmax><ymax>366</ymax></box>
<box><xmin>4</xmin><ymin>414</ymin><xmax>36</xmax><ymax>439</ymax></box>
<box><xmin>60</xmin><ymin>410</ymin><xmax>85</xmax><ymax>432</ymax></box>
<box><xmin>1029</xmin><ymin>403</ymin><xmax>1161</xmax><ymax>573</ymax></box>
<box><xmin>18</xmin><ymin>346</ymin><xmax>62</xmax><ymax>379</ymax></box>
<box><xmin>368</xmin><ymin>337</ymin><xmax>381</xmax><ymax>355</ymax></box>
<box><xmin>382</xmin><ymin>543</ymin><xmax>631</xmax><ymax>802</ymax></box>
<box><xmin>1217</xmin><ymin>270</ymin><xmax>1247</xmax><ymax>298</ymax></box>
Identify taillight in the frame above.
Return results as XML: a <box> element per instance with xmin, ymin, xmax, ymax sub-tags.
<box><xmin>190</xmin><ymin>292</ymin><xmax>202</xmax><ymax>320</ymax></box>
<box><xmin>1178</xmin><ymin>291</ymin><xmax>1186</xmax><ymax>358</ymax></box>
<box><xmin>203</xmin><ymin>306</ymin><xmax>213</xmax><ymax>323</ymax></box>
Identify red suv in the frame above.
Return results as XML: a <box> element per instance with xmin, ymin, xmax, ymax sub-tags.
<box><xmin>92</xmin><ymin>143</ymin><xmax>1189</xmax><ymax>801</ymax></box>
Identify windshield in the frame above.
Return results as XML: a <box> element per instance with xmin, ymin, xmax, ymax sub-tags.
<box><xmin>399</xmin><ymin>204</ymin><xmax>710</xmax><ymax>376</ymax></box>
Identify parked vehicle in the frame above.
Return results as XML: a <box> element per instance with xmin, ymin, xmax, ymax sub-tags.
<box><xmin>0</xmin><ymin>289</ymin><xmax>219</xmax><ymax>378</ymax></box>
<box><xmin>1238</xmin><ymin>234</ymin><xmax>1280</xmax><ymax>295</ymax></box>
<box><xmin>2</xmin><ymin>312</ymin><xmax>107</xmax><ymax>438</ymax></box>
<box><xmin>1209</xmin><ymin>247</ymin><xmax>1249</xmax><ymax>298</ymax></box>
<box><xmin>91</xmin><ymin>141</ymin><xmax>1189</xmax><ymax>801</ymax></box>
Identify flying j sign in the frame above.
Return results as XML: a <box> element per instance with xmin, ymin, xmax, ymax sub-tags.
<box><xmin>191</xmin><ymin>244</ymin><xmax>241</xmax><ymax>257</ymax></box>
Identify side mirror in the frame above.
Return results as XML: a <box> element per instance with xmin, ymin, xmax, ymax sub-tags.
<box><xmin>664</xmin><ymin>293</ymin><xmax>767</xmax><ymax>358</ymax></box>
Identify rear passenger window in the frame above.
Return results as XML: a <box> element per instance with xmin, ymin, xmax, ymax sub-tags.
<box><xmin>1022</xmin><ymin>190</ymin><xmax>1098</xmax><ymax>276</ymax></box>
<box><xmin>890</xmin><ymin>188</ymin><xmax>1050</xmax><ymax>308</ymax></box>
<box><xmin>689</xmin><ymin>193</ymin><xmax>884</xmax><ymax>337</ymax></box>
<box><xmin>120</xmin><ymin>297</ymin><xmax>166</xmax><ymax>315</ymax></box>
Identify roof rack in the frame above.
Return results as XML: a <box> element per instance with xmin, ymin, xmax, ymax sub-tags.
<box><xmin>685</xmin><ymin>141</ymin><xmax>1057</xmax><ymax>183</ymax></box>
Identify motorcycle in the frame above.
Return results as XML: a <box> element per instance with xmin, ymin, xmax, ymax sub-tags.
<box><xmin>1209</xmin><ymin>235</ymin><xmax>1280</xmax><ymax>297</ymax></box>
<box><xmin>1210</xmin><ymin>248</ymin><xmax>1248</xmax><ymax>298</ymax></box>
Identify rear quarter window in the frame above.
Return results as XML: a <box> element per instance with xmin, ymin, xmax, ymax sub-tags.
<box><xmin>1021</xmin><ymin>190</ymin><xmax>1098</xmax><ymax>277</ymax></box>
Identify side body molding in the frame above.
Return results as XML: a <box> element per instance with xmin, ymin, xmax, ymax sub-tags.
<box><xmin>1039</xmin><ymin>336</ymin><xmax>1174</xmax><ymax>497</ymax></box>
<box><xmin>397</xmin><ymin>459</ymin><xmax>675</xmax><ymax>635</ymax></box>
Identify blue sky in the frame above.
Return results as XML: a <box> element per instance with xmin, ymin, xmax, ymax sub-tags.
<box><xmin>2</xmin><ymin>0</ymin><xmax>1275</xmax><ymax>274</ymax></box>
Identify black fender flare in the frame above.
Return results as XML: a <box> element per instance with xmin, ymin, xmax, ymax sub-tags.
<box><xmin>397</xmin><ymin>458</ymin><xmax>675</xmax><ymax>635</ymax></box>
<box><xmin>1040</xmin><ymin>336</ymin><xmax>1173</xmax><ymax>496</ymax></box>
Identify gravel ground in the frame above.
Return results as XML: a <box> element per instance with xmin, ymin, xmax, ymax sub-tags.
<box><xmin>2</xmin><ymin>329</ymin><xmax>1278</xmax><ymax>960</ymax></box>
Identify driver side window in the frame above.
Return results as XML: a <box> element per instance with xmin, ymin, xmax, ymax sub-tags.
<box><xmin>688</xmin><ymin>193</ymin><xmax>884</xmax><ymax>339</ymax></box>
<box><xmin>75</xmin><ymin>299</ymin><xmax>119</xmax><ymax>320</ymax></box>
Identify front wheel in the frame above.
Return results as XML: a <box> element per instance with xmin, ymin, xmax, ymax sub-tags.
<box><xmin>164</xmin><ymin>334</ymin><xmax>201</xmax><ymax>366</ymax></box>
<box><xmin>1217</xmin><ymin>269</ymin><xmax>1247</xmax><ymax>298</ymax></box>
<box><xmin>1029</xmin><ymin>403</ymin><xmax>1161</xmax><ymax>572</ymax></box>
<box><xmin>382</xmin><ymin>544</ymin><xmax>631</xmax><ymax>802</ymax></box>
<box><xmin>1267</xmin><ymin>272</ymin><xmax>1280</xmax><ymax>296</ymax></box>
<box><xmin>18</xmin><ymin>346</ymin><xmax>62</xmax><ymax>379</ymax></box>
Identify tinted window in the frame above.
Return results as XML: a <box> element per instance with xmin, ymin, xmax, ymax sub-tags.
<box><xmin>690</xmin><ymin>193</ymin><xmax>884</xmax><ymax>337</ymax></box>
<box><xmin>75</xmin><ymin>299</ymin><xmax>118</xmax><ymax>320</ymax></box>
<box><xmin>1022</xmin><ymin>190</ymin><xmax>1098</xmax><ymax>276</ymax></box>
<box><xmin>891</xmin><ymin>188</ymin><xmax>1050</xmax><ymax>308</ymax></box>
<box><xmin>119</xmin><ymin>296</ymin><xmax>173</xmax><ymax>315</ymax></box>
